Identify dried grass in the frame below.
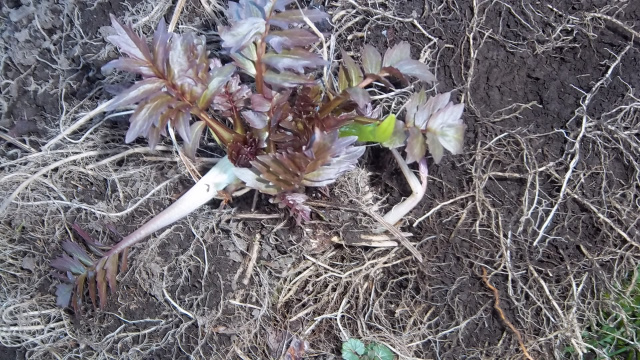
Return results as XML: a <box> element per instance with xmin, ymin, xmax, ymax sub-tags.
<box><xmin>1</xmin><ymin>0</ymin><xmax>639</xmax><ymax>359</ymax></box>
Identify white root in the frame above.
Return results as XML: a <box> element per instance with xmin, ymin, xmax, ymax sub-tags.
<box><xmin>382</xmin><ymin>148</ymin><xmax>428</xmax><ymax>227</ymax></box>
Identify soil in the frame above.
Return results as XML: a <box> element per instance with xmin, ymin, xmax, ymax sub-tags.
<box><xmin>1</xmin><ymin>0</ymin><xmax>639</xmax><ymax>359</ymax></box>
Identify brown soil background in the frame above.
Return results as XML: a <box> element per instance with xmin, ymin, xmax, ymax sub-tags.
<box><xmin>1</xmin><ymin>0</ymin><xmax>639</xmax><ymax>359</ymax></box>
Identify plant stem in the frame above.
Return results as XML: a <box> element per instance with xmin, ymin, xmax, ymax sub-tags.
<box><xmin>255</xmin><ymin>41</ymin><xmax>267</xmax><ymax>95</ymax></box>
<box><xmin>100</xmin><ymin>156</ymin><xmax>238</xmax><ymax>259</ymax></box>
<box><xmin>192</xmin><ymin>109</ymin><xmax>239</xmax><ymax>146</ymax></box>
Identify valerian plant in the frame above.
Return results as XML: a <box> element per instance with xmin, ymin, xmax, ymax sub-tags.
<box><xmin>51</xmin><ymin>0</ymin><xmax>465</xmax><ymax>310</ymax></box>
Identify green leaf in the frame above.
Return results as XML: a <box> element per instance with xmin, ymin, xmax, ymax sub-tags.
<box><xmin>364</xmin><ymin>343</ymin><xmax>395</xmax><ymax>360</ymax></box>
<box><xmin>339</xmin><ymin>114</ymin><xmax>396</xmax><ymax>143</ymax></box>
<box><xmin>342</xmin><ymin>338</ymin><xmax>366</xmax><ymax>359</ymax></box>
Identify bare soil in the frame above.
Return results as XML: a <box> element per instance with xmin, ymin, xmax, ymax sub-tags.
<box><xmin>1</xmin><ymin>0</ymin><xmax>639</xmax><ymax>359</ymax></box>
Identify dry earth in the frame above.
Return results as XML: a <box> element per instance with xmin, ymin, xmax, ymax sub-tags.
<box><xmin>1</xmin><ymin>0</ymin><xmax>639</xmax><ymax>359</ymax></box>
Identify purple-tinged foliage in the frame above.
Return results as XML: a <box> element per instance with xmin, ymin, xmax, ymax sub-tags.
<box><xmin>50</xmin><ymin>225</ymin><xmax>114</xmax><ymax>312</ymax></box>
<box><xmin>53</xmin><ymin>0</ymin><xmax>466</xmax><ymax>313</ymax></box>
<box><xmin>103</xmin><ymin>15</ymin><xmax>237</xmax><ymax>153</ymax></box>
<box><xmin>402</xmin><ymin>91</ymin><xmax>465</xmax><ymax>164</ymax></box>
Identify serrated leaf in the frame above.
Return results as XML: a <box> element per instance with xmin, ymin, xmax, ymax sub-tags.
<box><xmin>266</xmin><ymin>29</ymin><xmax>319</xmax><ymax>52</ymax></box>
<box><xmin>364</xmin><ymin>343</ymin><xmax>395</xmax><ymax>360</ymax></box>
<box><xmin>263</xmin><ymin>49</ymin><xmax>327</xmax><ymax>73</ymax></box>
<box><xmin>339</xmin><ymin>114</ymin><xmax>396</xmax><ymax>143</ymax></box>
<box><xmin>341</xmin><ymin>50</ymin><xmax>363</xmax><ymax>86</ymax></box>
<box><xmin>264</xmin><ymin>71</ymin><xmax>315</xmax><ymax>88</ymax></box>
<box><xmin>55</xmin><ymin>283</ymin><xmax>74</xmax><ymax>308</ymax></box>
<box><xmin>342</xmin><ymin>338</ymin><xmax>366</xmax><ymax>357</ymax></box>
<box><xmin>362</xmin><ymin>44</ymin><xmax>382</xmax><ymax>74</ymax></box>
<box><xmin>392</xmin><ymin>59</ymin><xmax>436</xmax><ymax>83</ymax></box>
<box><xmin>405</xmin><ymin>127</ymin><xmax>426</xmax><ymax>164</ymax></box>
<box><xmin>220</xmin><ymin>17</ymin><xmax>266</xmax><ymax>53</ymax></box>
<box><xmin>269</xmin><ymin>8</ymin><xmax>329</xmax><ymax>29</ymax></box>
<box><xmin>425</xmin><ymin>103</ymin><xmax>465</xmax><ymax>162</ymax></box>
<box><xmin>383</xmin><ymin>41</ymin><xmax>410</xmax><ymax>67</ymax></box>
<box><xmin>197</xmin><ymin>64</ymin><xmax>236</xmax><ymax>109</ymax></box>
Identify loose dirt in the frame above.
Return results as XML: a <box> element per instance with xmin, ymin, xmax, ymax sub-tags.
<box><xmin>1</xmin><ymin>0</ymin><xmax>639</xmax><ymax>359</ymax></box>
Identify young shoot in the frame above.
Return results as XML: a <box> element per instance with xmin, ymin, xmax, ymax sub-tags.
<box><xmin>51</xmin><ymin>0</ymin><xmax>465</xmax><ymax>311</ymax></box>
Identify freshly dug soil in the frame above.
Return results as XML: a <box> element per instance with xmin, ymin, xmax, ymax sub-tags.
<box><xmin>1</xmin><ymin>0</ymin><xmax>639</xmax><ymax>359</ymax></box>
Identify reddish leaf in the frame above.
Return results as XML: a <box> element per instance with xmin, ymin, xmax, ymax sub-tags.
<box><xmin>106</xmin><ymin>78</ymin><xmax>166</xmax><ymax>111</ymax></box>
<box><xmin>97</xmin><ymin>266</ymin><xmax>107</xmax><ymax>309</ymax></box>
<box><xmin>337</xmin><ymin>66</ymin><xmax>349</xmax><ymax>93</ymax></box>
<box><xmin>88</xmin><ymin>272</ymin><xmax>97</xmax><ymax>309</ymax></box>
<box><xmin>151</xmin><ymin>18</ymin><xmax>170</xmax><ymax>74</ymax></box>
<box><xmin>263</xmin><ymin>49</ymin><xmax>327</xmax><ymax>73</ymax></box>
<box><xmin>61</xmin><ymin>241</ymin><xmax>93</xmax><ymax>267</ymax></box>
<box><xmin>269</xmin><ymin>8</ymin><xmax>329</xmax><ymax>29</ymax></box>
<box><xmin>105</xmin><ymin>254</ymin><xmax>119</xmax><ymax>294</ymax></box>
<box><xmin>380</xmin><ymin>66</ymin><xmax>409</xmax><ymax>87</ymax></box>
<box><xmin>263</xmin><ymin>71</ymin><xmax>315</xmax><ymax>88</ymax></box>
<box><xmin>266</xmin><ymin>29</ymin><xmax>319</xmax><ymax>52</ymax></box>
<box><xmin>242</xmin><ymin>110</ymin><xmax>268</xmax><ymax>129</ymax></box>
<box><xmin>341</xmin><ymin>50</ymin><xmax>363</xmax><ymax>86</ymax></box>
<box><xmin>197</xmin><ymin>63</ymin><xmax>236</xmax><ymax>109</ymax></box>
<box><xmin>220</xmin><ymin>17</ymin><xmax>266</xmax><ymax>53</ymax></box>
<box><xmin>346</xmin><ymin>87</ymin><xmax>371</xmax><ymax>109</ymax></box>
<box><xmin>106</xmin><ymin>14</ymin><xmax>152</xmax><ymax>62</ymax></box>
<box><xmin>102</xmin><ymin>58</ymin><xmax>155</xmax><ymax>77</ymax></box>
<box><xmin>273</xmin><ymin>193</ymin><xmax>311</xmax><ymax>225</ymax></box>
<box><xmin>251</xmin><ymin>93</ymin><xmax>271</xmax><ymax>112</ymax></box>
<box><xmin>51</xmin><ymin>254</ymin><xmax>85</xmax><ymax>275</ymax></box>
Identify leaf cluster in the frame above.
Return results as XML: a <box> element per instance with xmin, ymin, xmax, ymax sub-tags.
<box><xmin>51</xmin><ymin>0</ymin><xmax>467</xmax><ymax>312</ymax></box>
<box><xmin>341</xmin><ymin>338</ymin><xmax>395</xmax><ymax>360</ymax></box>
<box><xmin>50</xmin><ymin>224</ymin><xmax>124</xmax><ymax>312</ymax></box>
